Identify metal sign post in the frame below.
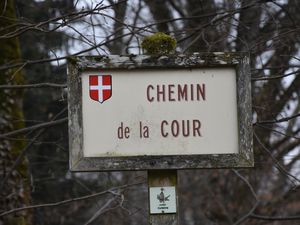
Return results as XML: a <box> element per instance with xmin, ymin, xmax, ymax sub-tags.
<box><xmin>67</xmin><ymin>53</ymin><xmax>253</xmax><ymax>224</ymax></box>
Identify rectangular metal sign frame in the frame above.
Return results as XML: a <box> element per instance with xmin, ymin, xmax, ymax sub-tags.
<box><xmin>68</xmin><ymin>52</ymin><xmax>253</xmax><ymax>171</ymax></box>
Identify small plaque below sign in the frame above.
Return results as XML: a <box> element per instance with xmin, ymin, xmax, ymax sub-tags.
<box><xmin>149</xmin><ymin>186</ymin><xmax>176</xmax><ymax>214</ymax></box>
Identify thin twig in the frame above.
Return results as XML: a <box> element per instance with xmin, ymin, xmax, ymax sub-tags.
<box><xmin>0</xmin><ymin>83</ymin><xmax>67</xmax><ymax>89</ymax></box>
<box><xmin>0</xmin><ymin>1</ymin><xmax>127</xmax><ymax>40</ymax></box>
<box><xmin>254</xmin><ymin>132</ymin><xmax>300</xmax><ymax>184</ymax></box>
<box><xmin>0</xmin><ymin>181</ymin><xmax>144</xmax><ymax>217</ymax></box>
<box><xmin>256</xmin><ymin>124</ymin><xmax>300</xmax><ymax>140</ymax></box>
<box><xmin>83</xmin><ymin>197</ymin><xmax>118</xmax><ymax>225</ymax></box>
<box><xmin>255</xmin><ymin>113</ymin><xmax>300</xmax><ymax>125</ymax></box>
<box><xmin>0</xmin><ymin>117</ymin><xmax>67</xmax><ymax>139</ymax></box>
<box><xmin>252</xmin><ymin>71</ymin><xmax>299</xmax><ymax>81</ymax></box>
<box><xmin>232</xmin><ymin>170</ymin><xmax>258</xmax><ymax>201</ymax></box>
<box><xmin>233</xmin><ymin>202</ymin><xmax>259</xmax><ymax>225</ymax></box>
<box><xmin>250</xmin><ymin>213</ymin><xmax>300</xmax><ymax>221</ymax></box>
<box><xmin>0</xmin><ymin>0</ymin><xmax>8</xmax><ymax>16</ymax></box>
<box><xmin>0</xmin><ymin>108</ymin><xmax>68</xmax><ymax>193</ymax></box>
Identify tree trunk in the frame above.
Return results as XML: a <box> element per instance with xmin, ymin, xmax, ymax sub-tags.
<box><xmin>0</xmin><ymin>1</ymin><xmax>31</xmax><ymax>224</ymax></box>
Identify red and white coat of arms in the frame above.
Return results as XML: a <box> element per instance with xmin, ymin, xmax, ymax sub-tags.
<box><xmin>89</xmin><ymin>75</ymin><xmax>112</xmax><ymax>103</ymax></box>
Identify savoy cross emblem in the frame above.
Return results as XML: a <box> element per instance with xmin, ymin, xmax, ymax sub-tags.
<box><xmin>89</xmin><ymin>75</ymin><xmax>112</xmax><ymax>103</ymax></box>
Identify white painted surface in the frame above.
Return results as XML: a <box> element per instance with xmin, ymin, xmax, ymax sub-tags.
<box><xmin>81</xmin><ymin>68</ymin><xmax>238</xmax><ymax>156</ymax></box>
<box><xmin>149</xmin><ymin>186</ymin><xmax>177</xmax><ymax>214</ymax></box>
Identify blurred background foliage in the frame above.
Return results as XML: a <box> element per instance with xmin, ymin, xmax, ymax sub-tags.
<box><xmin>1</xmin><ymin>0</ymin><xmax>300</xmax><ymax>224</ymax></box>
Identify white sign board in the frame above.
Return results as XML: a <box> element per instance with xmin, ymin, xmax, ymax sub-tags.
<box><xmin>149</xmin><ymin>186</ymin><xmax>177</xmax><ymax>214</ymax></box>
<box><xmin>81</xmin><ymin>68</ymin><xmax>238</xmax><ymax>157</ymax></box>
<box><xmin>68</xmin><ymin>53</ymin><xmax>253</xmax><ymax>171</ymax></box>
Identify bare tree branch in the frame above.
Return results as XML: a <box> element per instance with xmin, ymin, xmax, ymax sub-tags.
<box><xmin>0</xmin><ymin>117</ymin><xmax>68</xmax><ymax>139</ymax></box>
<box><xmin>0</xmin><ymin>83</ymin><xmax>66</xmax><ymax>89</ymax></box>
<box><xmin>232</xmin><ymin>170</ymin><xmax>258</xmax><ymax>201</ymax></box>
<box><xmin>252</xmin><ymin>70</ymin><xmax>299</xmax><ymax>81</ymax></box>
<box><xmin>0</xmin><ymin>1</ymin><xmax>128</xmax><ymax>40</ymax></box>
<box><xmin>233</xmin><ymin>201</ymin><xmax>259</xmax><ymax>225</ymax></box>
<box><xmin>0</xmin><ymin>108</ymin><xmax>68</xmax><ymax>193</ymax></box>
<box><xmin>250</xmin><ymin>213</ymin><xmax>300</xmax><ymax>221</ymax></box>
<box><xmin>255</xmin><ymin>113</ymin><xmax>300</xmax><ymax>125</ymax></box>
<box><xmin>83</xmin><ymin>191</ymin><xmax>124</xmax><ymax>225</ymax></box>
<box><xmin>0</xmin><ymin>181</ymin><xmax>144</xmax><ymax>218</ymax></box>
<box><xmin>254</xmin><ymin>132</ymin><xmax>300</xmax><ymax>184</ymax></box>
<box><xmin>256</xmin><ymin>124</ymin><xmax>300</xmax><ymax>140</ymax></box>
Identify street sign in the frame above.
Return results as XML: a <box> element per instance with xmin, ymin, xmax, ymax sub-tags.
<box><xmin>68</xmin><ymin>53</ymin><xmax>253</xmax><ymax>171</ymax></box>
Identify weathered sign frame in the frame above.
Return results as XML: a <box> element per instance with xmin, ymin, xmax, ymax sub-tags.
<box><xmin>68</xmin><ymin>52</ymin><xmax>253</xmax><ymax>171</ymax></box>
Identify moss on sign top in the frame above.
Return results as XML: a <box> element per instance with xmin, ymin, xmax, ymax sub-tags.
<box><xmin>141</xmin><ymin>32</ymin><xmax>176</xmax><ymax>55</ymax></box>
